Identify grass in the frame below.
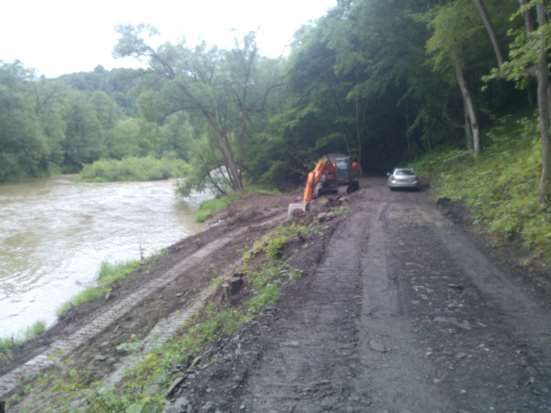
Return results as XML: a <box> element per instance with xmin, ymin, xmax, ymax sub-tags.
<box><xmin>79</xmin><ymin>156</ymin><xmax>188</xmax><ymax>182</ymax></box>
<box><xmin>57</xmin><ymin>259</ymin><xmax>140</xmax><ymax>317</ymax></box>
<box><xmin>194</xmin><ymin>185</ymin><xmax>280</xmax><ymax>223</ymax></box>
<box><xmin>0</xmin><ymin>321</ymin><xmax>46</xmax><ymax>361</ymax></box>
<box><xmin>410</xmin><ymin>114</ymin><xmax>551</xmax><ymax>263</ymax></box>
<box><xmin>10</xmin><ymin>221</ymin><xmax>315</xmax><ymax>413</ymax></box>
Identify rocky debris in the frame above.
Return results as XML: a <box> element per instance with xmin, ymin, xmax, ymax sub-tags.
<box><xmin>164</xmin><ymin>396</ymin><xmax>192</xmax><ymax>413</ymax></box>
<box><xmin>433</xmin><ymin>316</ymin><xmax>472</xmax><ymax>331</ymax></box>
<box><xmin>316</xmin><ymin>211</ymin><xmax>337</xmax><ymax>222</ymax></box>
<box><xmin>369</xmin><ymin>339</ymin><xmax>387</xmax><ymax>353</ymax></box>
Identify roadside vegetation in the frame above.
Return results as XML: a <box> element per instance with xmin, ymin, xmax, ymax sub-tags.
<box><xmin>0</xmin><ymin>321</ymin><xmax>46</xmax><ymax>361</ymax></box>
<box><xmin>193</xmin><ymin>186</ymin><xmax>280</xmax><ymax>223</ymax></box>
<box><xmin>8</xmin><ymin>221</ymin><xmax>321</xmax><ymax>412</ymax></box>
<box><xmin>57</xmin><ymin>259</ymin><xmax>141</xmax><ymax>317</ymax></box>
<box><xmin>79</xmin><ymin>156</ymin><xmax>188</xmax><ymax>182</ymax></box>
<box><xmin>411</xmin><ymin>115</ymin><xmax>551</xmax><ymax>263</ymax></box>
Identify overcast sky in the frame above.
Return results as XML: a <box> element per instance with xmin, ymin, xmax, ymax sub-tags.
<box><xmin>0</xmin><ymin>0</ymin><xmax>336</xmax><ymax>78</ymax></box>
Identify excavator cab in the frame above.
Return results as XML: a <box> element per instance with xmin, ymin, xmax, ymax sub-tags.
<box><xmin>334</xmin><ymin>155</ymin><xmax>352</xmax><ymax>185</ymax></box>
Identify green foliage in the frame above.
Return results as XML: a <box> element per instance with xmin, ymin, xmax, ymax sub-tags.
<box><xmin>247</xmin><ymin>284</ymin><xmax>280</xmax><ymax>314</ymax></box>
<box><xmin>242</xmin><ymin>223</ymin><xmax>309</xmax><ymax>265</ymax></box>
<box><xmin>412</xmin><ymin>115</ymin><xmax>551</xmax><ymax>261</ymax></box>
<box><xmin>193</xmin><ymin>186</ymin><xmax>280</xmax><ymax>223</ymax></box>
<box><xmin>194</xmin><ymin>196</ymin><xmax>233</xmax><ymax>223</ymax></box>
<box><xmin>97</xmin><ymin>260</ymin><xmax>141</xmax><ymax>285</ymax></box>
<box><xmin>79</xmin><ymin>156</ymin><xmax>188</xmax><ymax>182</ymax></box>
<box><xmin>57</xmin><ymin>259</ymin><xmax>140</xmax><ymax>317</ymax></box>
<box><xmin>422</xmin><ymin>0</ymin><xmax>484</xmax><ymax>72</ymax></box>
<box><xmin>0</xmin><ymin>321</ymin><xmax>46</xmax><ymax>360</ymax></box>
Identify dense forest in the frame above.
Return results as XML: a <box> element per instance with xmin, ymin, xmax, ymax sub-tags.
<box><xmin>1</xmin><ymin>0</ymin><xmax>550</xmax><ymax>203</ymax></box>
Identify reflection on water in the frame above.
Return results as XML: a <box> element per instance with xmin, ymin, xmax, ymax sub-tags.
<box><xmin>0</xmin><ymin>176</ymin><xmax>204</xmax><ymax>338</ymax></box>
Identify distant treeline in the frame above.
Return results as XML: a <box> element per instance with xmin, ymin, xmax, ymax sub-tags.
<box><xmin>0</xmin><ymin>63</ymin><xmax>190</xmax><ymax>182</ymax></box>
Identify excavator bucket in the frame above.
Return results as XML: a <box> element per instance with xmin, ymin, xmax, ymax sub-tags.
<box><xmin>288</xmin><ymin>171</ymin><xmax>315</xmax><ymax>219</ymax></box>
<box><xmin>287</xmin><ymin>201</ymin><xmax>308</xmax><ymax>220</ymax></box>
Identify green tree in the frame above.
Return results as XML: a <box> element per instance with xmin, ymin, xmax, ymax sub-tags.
<box><xmin>63</xmin><ymin>93</ymin><xmax>104</xmax><ymax>169</ymax></box>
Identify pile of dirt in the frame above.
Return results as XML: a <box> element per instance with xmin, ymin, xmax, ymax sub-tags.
<box><xmin>436</xmin><ymin>196</ymin><xmax>472</xmax><ymax>224</ymax></box>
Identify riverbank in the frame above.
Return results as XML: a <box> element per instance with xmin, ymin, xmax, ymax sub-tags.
<box><xmin>1</xmin><ymin>190</ymin><xmax>325</xmax><ymax>411</ymax></box>
<box><xmin>79</xmin><ymin>157</ymin><xmax>188</xmax><ymax>182</ymax></box>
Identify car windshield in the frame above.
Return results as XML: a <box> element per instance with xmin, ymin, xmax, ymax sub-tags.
<box><xmin>395</xmin><ymin>169</ymin><xmax>415</xmax><ymax>176</ymax></box>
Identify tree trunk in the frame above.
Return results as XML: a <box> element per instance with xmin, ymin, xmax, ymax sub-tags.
<box><xmin>355</xmin><ymin>92</ymin><xmax>362</xmax><ymax>165</ymax></box>
<box><xmin>454</xmin><ymin>59</ymin><xmax>480</xmax><ymax>155</ymax></box>
<box><xmin>474</xmin><ymin>0</ymin><xmax>504</xmax><ymax>66</ymax></box>
<box><xmin>536</xmin><ymin>3</ymin><xmax>551</xmax><ymax>203</ymax></box>
<box><xmin>519</xmin><ymin>0</ymin><xmax>535</xmax><ymax>33</ymax></box>
<box><xmin>219</xmin><ymin>132</ymin><xmax>244</xmax><ymax>191</ymax></box>
<box><xmin>464</xmin><ymin>100</ymin><xmax>473</xmax><ymax>151</ymax></box>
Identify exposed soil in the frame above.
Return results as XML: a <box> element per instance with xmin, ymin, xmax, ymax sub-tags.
<box><xmin>165</xmin><ymin>178</ymin><xmax>551</xmax><ymax>413</ymax></box>
<box><xmin>436</xmin><ymin>196</ymin><xmax>551</xmax><ymax>303</ymax></box>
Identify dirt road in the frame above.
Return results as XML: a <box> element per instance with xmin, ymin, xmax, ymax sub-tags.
<box><xmin>168</xmin><ymin>178</ymin><xmax>551</xmax><ymax>412</ymax></box>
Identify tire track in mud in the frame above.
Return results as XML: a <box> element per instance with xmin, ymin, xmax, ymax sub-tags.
<box><xmin>383</xmin><ymin>192</ymin><xmax>551</xmax><ymax>412</ymax></box>
<box><xmin>351</xmin><ymin>202</ymin><xmax>455</xmax><ymax>412</ymax></box>
<box><xmin>239</xmin><ymin>209</ymin><xmax>366</xmax><ymax>412</ymax></box>
<box><xmin>0</xmin><ymin>215</ymin><xmax>285</xmax><ymax>400</ymax></box>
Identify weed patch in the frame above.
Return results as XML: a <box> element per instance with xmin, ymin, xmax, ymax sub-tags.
<box><xmin>193</xmin><ymin>186</ymin><xmax>280</xmax><ymax>223</ymax></box>
<box><xmin>0</xmin><ymin>321</ymin><xmax>46</xmax><ymax>361</ymax></box>
<box><xmin>57</xmin><ymin>259</ymin><xmax>140</xmax><ymax>317</ymax></box>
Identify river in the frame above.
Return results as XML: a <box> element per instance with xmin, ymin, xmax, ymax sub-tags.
<box><xmin>0</xmin><ymin>176</ymin><xmax>204</xmax><ymax>338</ymax></box>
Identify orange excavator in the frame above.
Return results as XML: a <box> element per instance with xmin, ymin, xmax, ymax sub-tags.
<box><xmin>288</xmin><ymin>154</ymin><xmax>360</xmax><ymax>217</ymax></box>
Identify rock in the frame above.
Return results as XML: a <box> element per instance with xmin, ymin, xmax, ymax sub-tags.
<box><xmin>190</xmin><ymin>356</ymin><xmax>202</xmax><ymax>368</ymax></box>
<box><xmin>94</xmin><ymin>354</ymin><xmax>107</xmax><ymax>362</ymax></box>
<box><xmin>166</xmin><ymin>376</ymin><xmax>186</xmax><ymax>398</ymax></box>
<box><xmin>447</xmin><ymin>283</ymin><xmax>464</xmax><ymax>291</ymax></box>
<box><xmin>282</xmin><ymin>340</ymin><xmax>300</xmax><ymax>347</ymax></box>
<box><xmin>369</xmin><ymin>339</ymin><xmax>387</xmax><ymax>353</ymax></box>
<box><xmin>433</xmin><ymin>316</ymin><xmax>472</xmax><ymax>331</ymax></box>
<box><xmin>316</xmin><ymin>212</ymin><xmax>336</xmax><ymax>222</ymax></box>
<box><xmin>201</xmin><ymin>401</ymin><xmax>214</xmax><ymax>411</ymax></box>
<box><xmin>164</xmin><ymin>396</ymin><xmax>192</xmax><ymax>413</ymax></box>
<box><xmin>115</xmin><ymin>343</ymin><xmax>129</xmax><ymax>354</ymax></box>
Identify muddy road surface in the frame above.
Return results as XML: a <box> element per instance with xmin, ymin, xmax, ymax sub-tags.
<box><xmin>168</xmin><ymin>178</ymin><xmax>551</xmax><ymax>413</ymax></box>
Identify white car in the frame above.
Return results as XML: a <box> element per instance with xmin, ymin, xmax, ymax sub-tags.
<box><xmin>387</xmin><ymin>168</ymin><xmax>419</xmax><ymax>190</ymax></box>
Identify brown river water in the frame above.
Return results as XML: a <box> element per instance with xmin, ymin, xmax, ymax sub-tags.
<box><xmin>0</xmin><ymin>176</ymin><xmax>204</xmax><ymax>338</ymax></box>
